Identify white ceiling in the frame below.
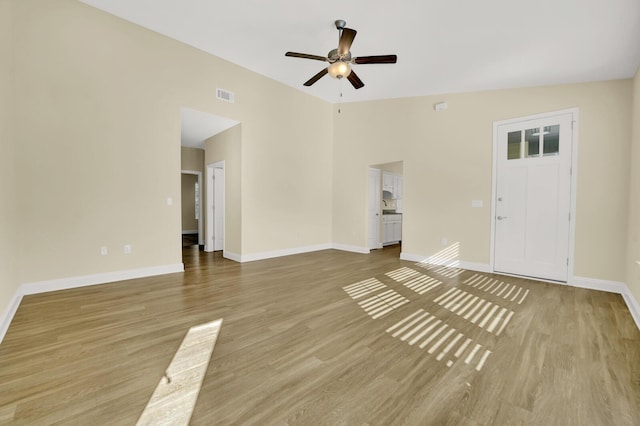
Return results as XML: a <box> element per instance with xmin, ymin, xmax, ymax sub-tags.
<box><xmin>180</xmin><ymin>108</ymin><xmax>239</xmax><ymax>149</ymax></box>
<box><xmin>80</xmin><ymin>0</ymin><xmax>640</xmax><ymax>105</ymax></box>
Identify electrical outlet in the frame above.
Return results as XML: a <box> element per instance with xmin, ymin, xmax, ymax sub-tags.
<box><xmin>441</xmin><ymin>238</ymin><xmax>448</xmax><ymax>246</ymax></box>
<box><xmin>100</xmin><ymin>246</ymin><xmax>108</xmax><ymax>256</ymax></box>
<box><xmin>124</xmin><ymin>244</ymin><xmax>132</xmax><ymax>254</ymax></box>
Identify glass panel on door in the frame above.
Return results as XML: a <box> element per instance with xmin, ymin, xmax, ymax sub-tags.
<box><xmin>507</xmin><ymin>130</ymin><xmax>521</xmax><ymax>160</ymax></box>
<box><xmin>543</xmin><ymin>124</ymin><xmax>560</xmax><ymax>156</ymax></box>
<box><xmin>524</xmin><ymin>128</ymin><xmax>540</xmax><ymax>158</ymax></box>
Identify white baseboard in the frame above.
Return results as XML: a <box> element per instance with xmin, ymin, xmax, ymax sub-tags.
<box><xmin>0</xmin><ymin>290</ymin><xmax>24</xmax><ymax>347</ymax></box>
<box><xmin>223</xmin><ymin>251</ymin><xmax>241</xmax><ymax>262</ymax></box>
<box><xmin>0</xmin><ymin>263</ymin><xmax>184</xmax><ymax>344</ymax></box>
<box><xmin>399</xmin><ymin>252</ymin><xmax>424</xmax><ymax>262</ymax></box>
<box><xmin>20</xmin><ymin>264</ymin><xmax>185</xmax><ymax>295</ymax></box>
<box><xmin>332</xmin><ymin>243</ymin><xmax>370</xmax><ymax>254</ymax></box>
<box><xmin>238</xmin><ymin>243</ymin><xmax>333</xmax><ymax>263</ymax></box>
<box><xmin>621</xmin><ymin>290</ymin><xmax>640</xmax><ymax>333</ymax></box>
<box><xmin>458</xmin><ymin>261</ymin><xmax>492</xmax><ymax>273</ymax></box>
<box><xmin>571</xmin><ymin>276</ymin><xmax>640</xmax><ymax>331</ymax></box>
<box><xmin>570</xmin><ymin>276</ymin><xmax>627</xmax><ymax>294</ymax></box>
<box><xmin>224</xmin><ymin>244</ymin><xmax>369</xmax><ymax>262</ymax></box>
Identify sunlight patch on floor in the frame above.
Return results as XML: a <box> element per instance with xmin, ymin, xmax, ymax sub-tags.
<box><xmin>386</xmin><ymin>309</ymin><xmax>491</xmax><ymax>371</ymax></box>
<box><xmin>137</xmin><ymin>319</ymin><xmax>222</xmax><ymax>426</ymax></box>
<box><xmin>434</xmin><ymin>288</ymin><xmax>514</xmax><ymax>335</ymax></box>
<box><xmin>343</xmin><ymin>278</ymin><xmax>387</xmax><ymax>299</ymax></box>
<box><xmin>358</xmin><ymin>289</ymin><xmax>410</xmax><ymax>319</ymax></box>
<box><xmin>386</xmin><ymin>267</ymin><xmax>442</xmax><ymax>294</ymax></box>
<box><xmin>463</xmin><ymin>274</ymin><xmax>530</xmax><ymax>304</ymax></box>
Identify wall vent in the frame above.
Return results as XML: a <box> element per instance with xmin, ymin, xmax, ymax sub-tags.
<box><xmin>216</xmin><ymin>88</ymin><xmax>235</xmax><ymax>103</ymax></box>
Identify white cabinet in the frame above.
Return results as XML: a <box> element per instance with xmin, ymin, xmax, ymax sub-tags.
<box><xmin>383</xmin><ymin>172</ymin><xmax>403</xmax><ymax>199</ymax></box>
<box><xmin>382</xmin><ymin>172</ymin><xmax>394</xmax><ymax>192</ymax></box>
<box><xmin>393</xmin><ymin>175</ymin><xmax>403</xmax><ymax>199</ymax></box>
<box><xmin>382</xmin><ymin>214</ymin><xmax>402</xmax><ymax>245</ymax></box>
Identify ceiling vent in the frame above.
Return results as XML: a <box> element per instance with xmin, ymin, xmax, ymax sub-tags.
<box><xmin>216</xmin><ymin>88</ymin><xmax>235</xmax><ymax>103</ymax></box>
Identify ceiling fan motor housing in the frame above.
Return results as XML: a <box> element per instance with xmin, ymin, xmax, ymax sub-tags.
<box><xmin>328</xmin><ymin>48</ymin><xmax>351</xmax><ymax>63</ymax></box>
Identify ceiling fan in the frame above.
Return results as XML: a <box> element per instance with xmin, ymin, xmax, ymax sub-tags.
<box><xmin>285</xmin><ymin>20</ymin><xmax>397</xmax><ymax>90</ymax></box>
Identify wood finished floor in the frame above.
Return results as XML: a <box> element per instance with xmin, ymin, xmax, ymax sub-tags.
<box><xmin>1</xmin><ymin>246</ymin><xmax>639</xmax><ymax>425</ymax></box>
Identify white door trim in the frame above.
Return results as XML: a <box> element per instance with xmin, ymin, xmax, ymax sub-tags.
<box><xmin>368</xmin><ymin>167</ymin><xmax>382</xmax><ymax>250</ymax></box>
<box><xmin>205</xmin><ymin>161</ymin><xmax>225</xmax><ymax>253</ymax></box>
<box><xmin>490</xmin><ymin>107</ymin><xmax>579</xmax><ymax>283</ymax></box>
<box><xmin>181</xmin><ymin>170</ymin><xmax>203</xmax><ymax>246</ymax></box>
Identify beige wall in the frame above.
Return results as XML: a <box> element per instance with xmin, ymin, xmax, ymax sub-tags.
<box><xmin>627</xmin><ymin>67</ymin><xmax>640</xmax><ymax>302</ymax></box>
<box><xmin>181</xmin><ymin>174</ymin><xmax>198</xmax><ymax>232</ymax></box>
<box><xmin>0</xmin><ymin>0</ymin><xmax>18</xmax><ymax>324</ymax></box>
<box><xmin>333</xmin><ymin>80</ymin><xmax>632</xmax><ymax>282</ymax></box>
<box><xmin>238</xmin><ymin>93</ymin><xmax>333</xmax><ymax>255</ymax></box>
<box><xmin>204</xmin><ymin>125</ymin><xmax>242</xmax><ymax>255</ymax></box>
<box><xmin>181</xmin><ymin>147</ymin><xmax>204</xmax><ymax>174</ymax></box>
<box><xmin>8</xmin><ymin>0</ymin><xmax>332</xmax><ymax>293</ymax></box>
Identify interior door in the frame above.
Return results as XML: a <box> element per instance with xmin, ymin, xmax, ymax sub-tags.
<box><xmin>494</xmin><ymin>113</ymin><xmax>573</xmax><ymax>281</ymax></box>
<box><xmin>368</xmin><ymin>168</ymin><xmax>382</xmax><ymax>250</ymax></box>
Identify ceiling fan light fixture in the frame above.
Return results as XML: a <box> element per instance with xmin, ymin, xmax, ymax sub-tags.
<box><xmin>327</xmin><ymin>61</ymin><xmax>351</xmax><ymax>79</ymax></box>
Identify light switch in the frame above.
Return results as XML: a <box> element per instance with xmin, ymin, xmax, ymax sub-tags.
<box><xmin>472</xmin><ymin>200</ymin><xmax>483</xmax><ymax>208</ymax></box>
<box><xmin>167</xmin><ymin>197</ymin><xmax>173</xmax><ymax>206</ymax></box>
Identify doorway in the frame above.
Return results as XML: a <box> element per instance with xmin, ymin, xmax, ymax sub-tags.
<box><xmin>491</xmin><ymin>109</ymin><xmax>577</xmax><ymax>282</ymax></box>
<box><xmin>181</xmin><ymin>170</ymin><xmax>203</xmax><ymax>247</ymax></box>
<box><xmin>368</xmin><ymin>161</ymin><xmax>404</xmax><ymax>252</ymax></box>
<box><xmin>205</xmin><ymin>161</ymin><xmax>225</xmax><ymax>252</ymax></box>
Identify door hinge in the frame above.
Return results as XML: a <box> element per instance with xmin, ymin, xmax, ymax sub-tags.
<box><xmin>567</xmin><ymin>258</ymin><xmax>569</xmax><ymax>266</ymax></box>
<box><xmin>568</xmin><ymin>212</ymin><xmax>571</xmax><ymax>221</ymax></box>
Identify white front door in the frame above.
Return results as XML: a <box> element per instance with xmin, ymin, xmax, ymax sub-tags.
<box><xmin>494</xmin><ymin>112</ymin><xmax>574</xmax><ymax>281</ymax></box>
<box><xmin>368</xmin><ymin>168</ymin><xmax>382</xmax><ymax>250</ymax></box>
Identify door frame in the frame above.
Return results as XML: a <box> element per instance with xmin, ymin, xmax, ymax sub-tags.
<box><xmin>205</xmin><ymin>160</ymin><xmax>225</xmax><ymax>253</ymax></box>
<box><xmin>368</xmin><ymin>167</ymin><xmax>382</xmax><ymax>250</ymax></box>
<box><xmin>490</xmin><ymin>107</ymin><xmax>579</xmax><ymax>283</ymax></box>
<box><xmin>181</xmin><ymin>170</ymin><xmax>203</xmax><ymax>246</ymax></box>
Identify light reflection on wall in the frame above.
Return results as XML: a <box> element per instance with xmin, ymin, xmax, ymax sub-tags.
<box><xmin>418</xmin><ymin>242</ymin><xmax>460</xmax><ymax>268</ymax></box>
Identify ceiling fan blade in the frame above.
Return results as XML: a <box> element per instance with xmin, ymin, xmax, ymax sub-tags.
<box><xmin>338</xmin><ymin>28</ymin><xmax>357</xmax><ymax>55</ymax></box>
<box><xmin>353</xmin><ymin>55</ymin><xmax>397</xmax><ymax>64</ymax></box>
<box><xmin>303</xmin><ymin>68</ymin><xmax>329</xmax><ymax>86</ymax></box>
<box><xmin>285</xmin><ymin>52</ymin><xmax>328</xmax><ymax>62</ymax></box>
<box><xmin>347</xmin><ymin>70</ymin><xmax>364</xmax><ymax>89</ymax></box>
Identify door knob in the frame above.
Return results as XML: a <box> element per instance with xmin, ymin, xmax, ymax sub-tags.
<box><xmin>497</xmin><ymin>216</ymin><xmax>508</xmax><ymax>220</ymax></box>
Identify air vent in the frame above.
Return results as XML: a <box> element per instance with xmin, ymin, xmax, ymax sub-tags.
<box><xmin>216</xmin><ymin>88</ymin><xmax>235</xmax><ymax>103</ymax></box>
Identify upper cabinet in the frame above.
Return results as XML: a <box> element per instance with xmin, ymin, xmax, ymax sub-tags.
<box><xmin>393</xmin><ymin>175</ymin><xmax>403</xmax><ymax>199</ymax></box>
<box><xmin>382</xmin><ymin>172</ymin><xmax>395</xmax><ymax>193</ymax></box>
<box><xmin>383</xmin><ymin>172</ymin><xmax>403</xmax><ymax>199</ymax></box>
